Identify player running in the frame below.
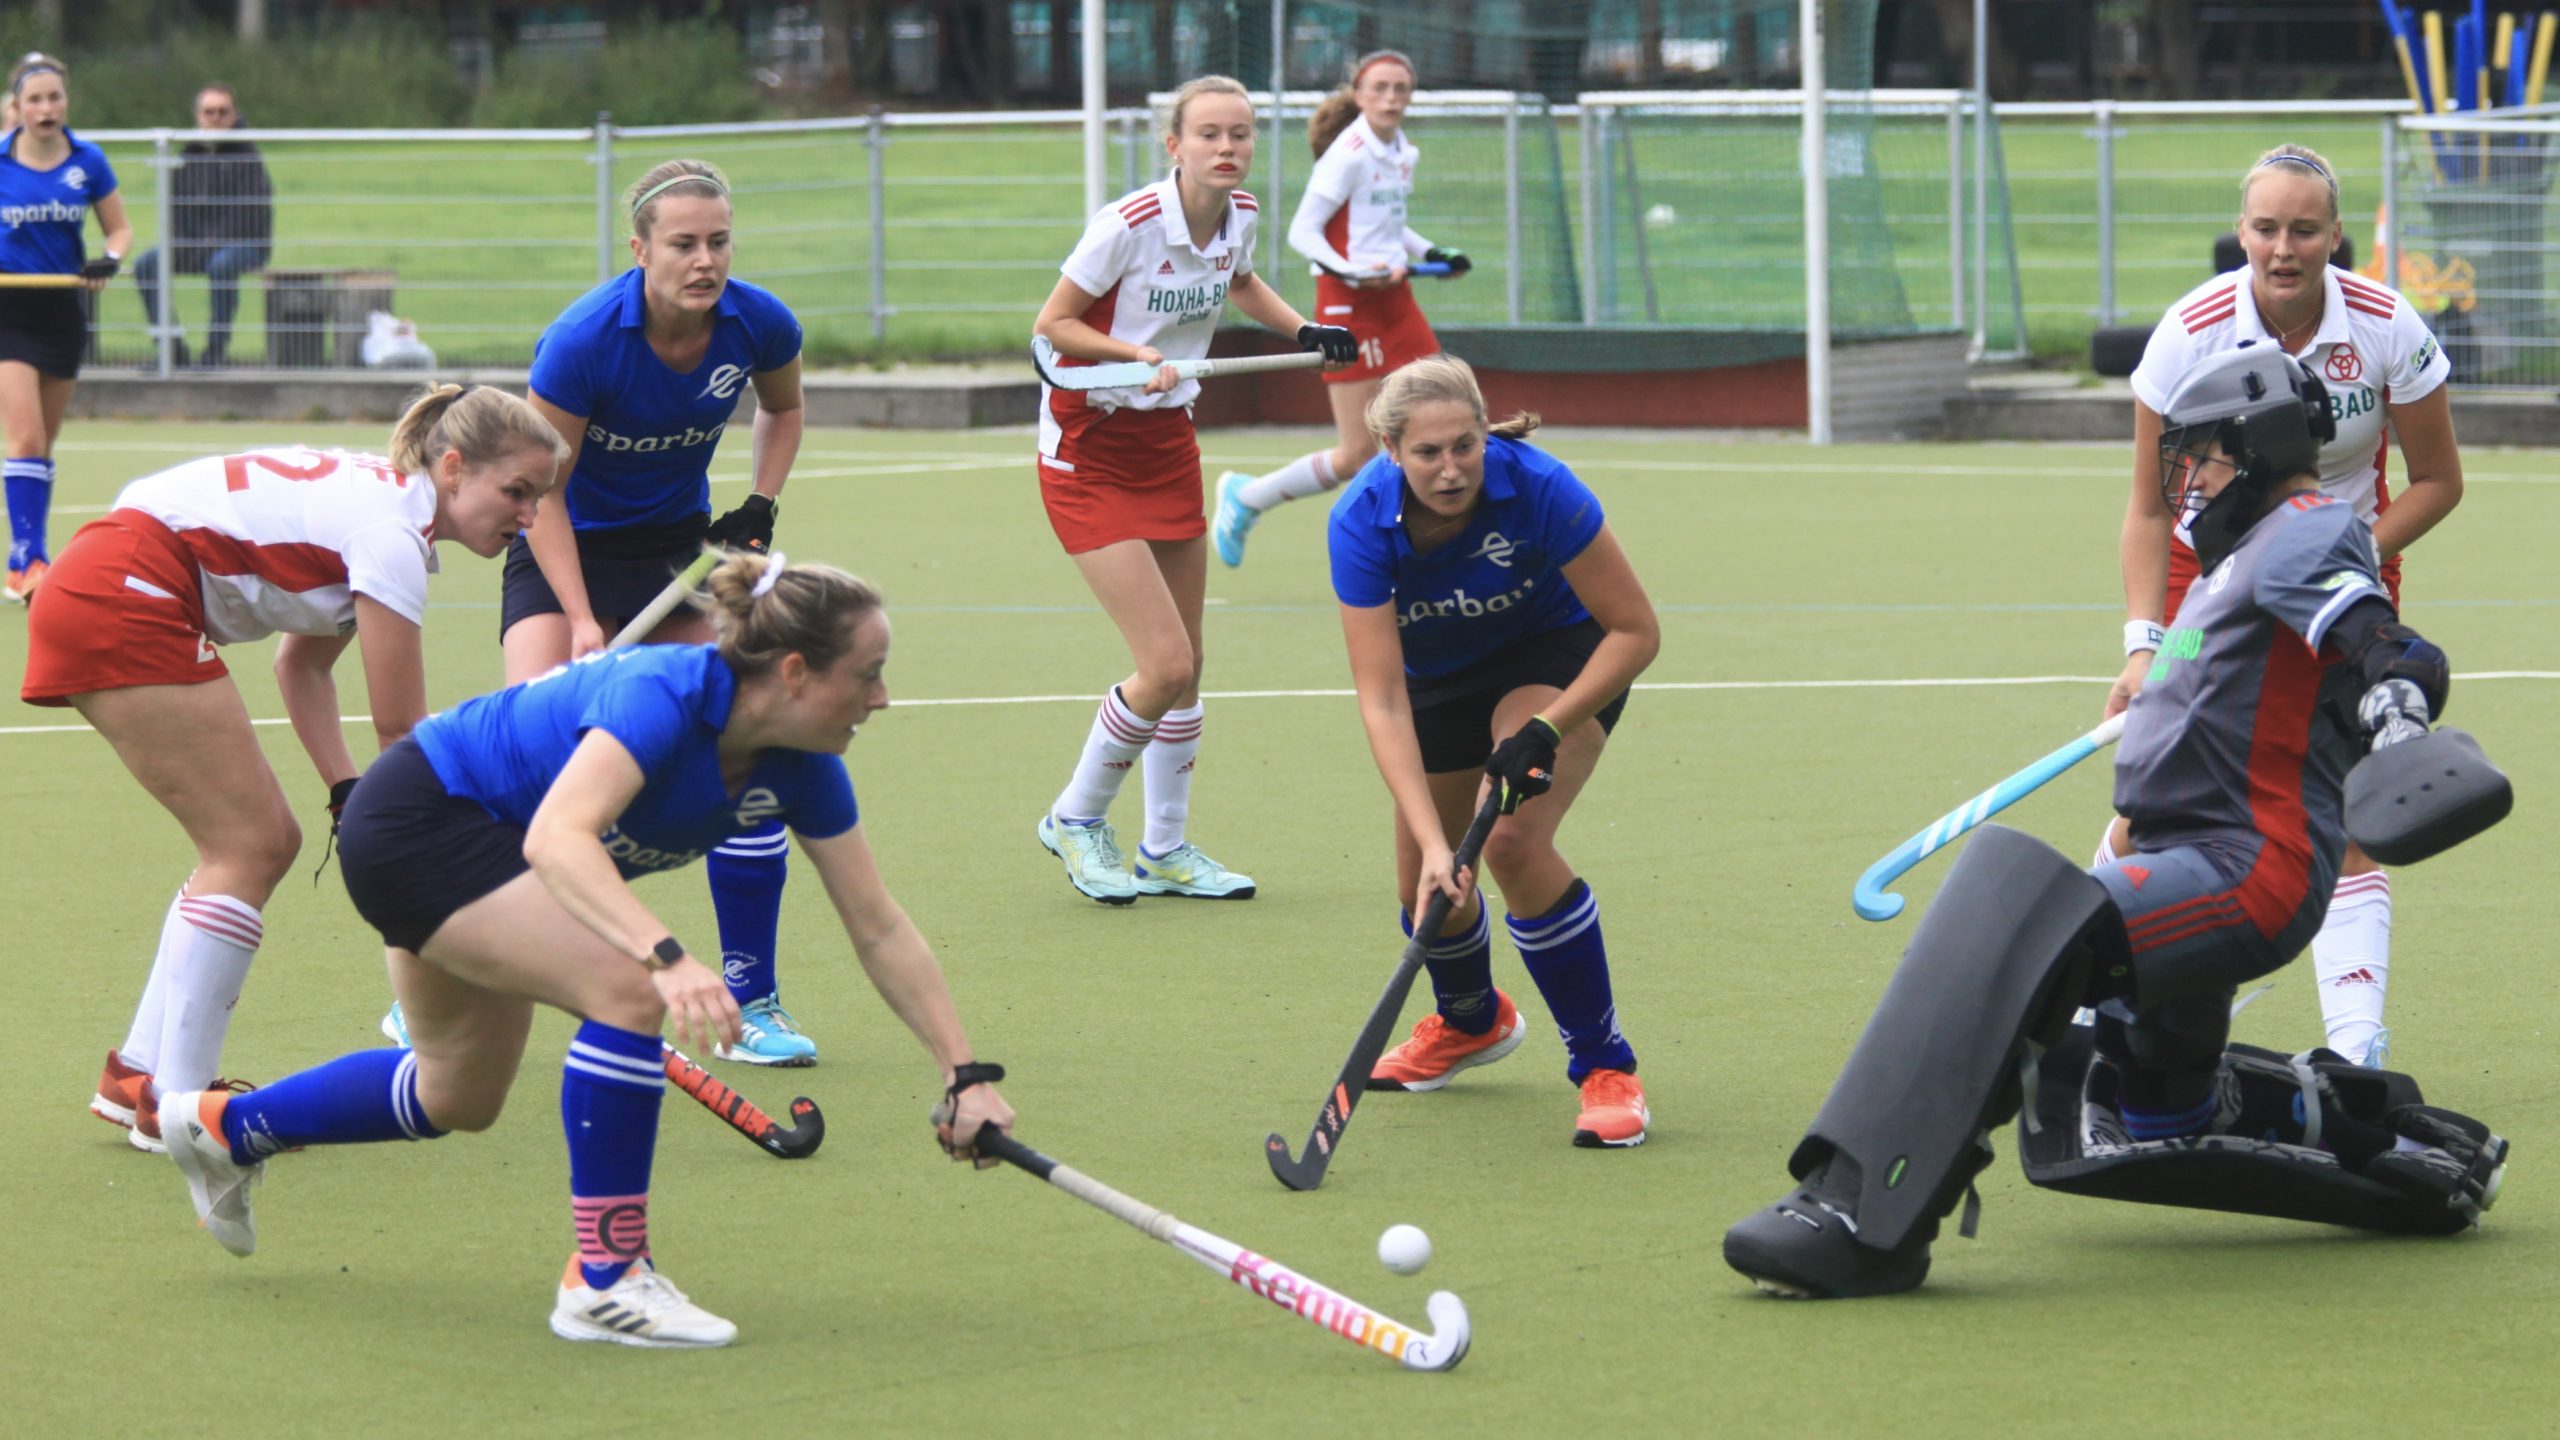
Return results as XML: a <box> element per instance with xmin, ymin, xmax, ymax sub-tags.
<box><xmin>1727</xmin><ymin>345</ymin><xmax>2506</xmax><ymax>1298</ymax></box>
<box><xmin>2107</xmin><ymin>143</ymin><xmax>2462</xmax><ymax>1067</ymax></box>
<box><xmin>1030</xmin><ymin>74</ymin><xmax>1354</xmax><ymax>905</ymax></box>
<box><xmin>1</xmin><ymin>53</ymin><xmax>133</xmax><ymax>602</ymax></box>
<box><xmin>23</xmin><ymin>386</ymin><xmax>559</xmax><ymax>1152</ymax></box>
<box><xmin>1211</xmin><ymin>49</ymin><xmax>1466</xmax><ymax>567</ymax></box>
<box><xmin>382</xmin><ymin>158</ymin><xmax>820</xmax><ymax>1066</ymax></box>
<box><xmin>1331</xmin><ymin>355</ymin><xmax>1661</xmax><ymax>1148</ymax></box>
<box><xmin>157</xmin><ymin>553</ymin><xmax>1016</xmax><ymax>1349</ymax></box>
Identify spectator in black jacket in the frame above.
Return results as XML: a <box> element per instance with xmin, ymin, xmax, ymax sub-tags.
<box><xmin>133</xmin><ymin>85</ymin><xmax>272</xmax><ymax>367</ymax></box>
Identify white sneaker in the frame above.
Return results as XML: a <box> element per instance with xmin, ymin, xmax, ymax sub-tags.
<box><xmin>162</xmin><ymin>1088</ymin><xmax>261</xmax><ymax>1257</ymax></box>
<box><xmin>550</xmin><ymin>1258</ymin><xmax>738</xmax><ymax>1349</ymax></box>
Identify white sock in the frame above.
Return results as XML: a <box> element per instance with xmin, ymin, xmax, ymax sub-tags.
<box><xmin>153</xmin><ymin>891</ymin><xmax>262</xmax><ymax>1091</ymax></box>
<box><xmin>2310</xmin><ymin>872</ymin><xmax>2392</xmax><ymax>1063</ymax></box>
<box><xmin>1235</xmin><ymin>450</ymin><xmax>1336</xmax><ymax>511</ymax></box>
<box><xmin>1052</xmin><ymin>687</ymin><xmax>1158</xmax><ymax>824</ymax></box>
<box><xmin>1142</xmin><ymin>703</ymin><xmax>1204</xmax><ymax>856</ymax></box>
<box><xmin>2091</xmin><ymin>820</ymin><xmax>2122</xmax><ymax>868</ymax></box>
<box><xmin>118</xmin><ymin>887</ymin><xmax>192</xmax><ymax>1072</ymax></box>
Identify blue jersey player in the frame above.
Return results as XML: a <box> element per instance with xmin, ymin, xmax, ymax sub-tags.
<box><xmin>1327</xmin><ymin>354</ymin><xmax>1663</xmax><ymax>1149</ymax></box>
<box><xmin>0</xmin><ymin>53</ymin><xmax>133</xmax><ymax>603</ymax></box>
<box><xmin>157</xmin><ymin>554</ymin><xmax>1017</xmax><ymax>1348</ymax></box>
<box><xmin>384</xmin><ymin>157</ymin><xmax>820</xmax><ymax>1065</ymax></box>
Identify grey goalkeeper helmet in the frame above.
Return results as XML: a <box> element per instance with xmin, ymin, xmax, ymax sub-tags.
<box><xmin>2157</xmin><ymin>341</ymin><xmax>2336</xmax><ymax>569</ymax></box>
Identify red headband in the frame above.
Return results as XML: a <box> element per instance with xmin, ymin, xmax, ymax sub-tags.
<box><xmin>1352</xmin><ymin>51</ymin><xmax>1415</xmax><ymax>87</ymax></box>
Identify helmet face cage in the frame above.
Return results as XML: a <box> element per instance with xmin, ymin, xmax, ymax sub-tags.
<box><xmin>2158</xmin><ymin>418</ymin><xmax>2240</xmax><ymax>520</ymax></box>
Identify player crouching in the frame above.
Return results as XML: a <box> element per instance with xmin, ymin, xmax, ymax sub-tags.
<box><xmin>1725</xmin><ymin>345</ymin><xmax>2512</xmax><ymax>1298</ymax></box>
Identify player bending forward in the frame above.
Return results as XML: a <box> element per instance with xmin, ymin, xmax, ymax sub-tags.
<box><xmin>1333</xmin><ymin>355</ymin><xmax>1660</xmax><ymax>1147</ymax></box>
<box><xmin>1725</xmin><ymin>345</ymin><xmax>2510</xmax><ymax>1299</ymax></box>
<box><xmin>158</xmin><ymin>553</ymin><xmax>1014</xmax><ymax>1348</ymax></box>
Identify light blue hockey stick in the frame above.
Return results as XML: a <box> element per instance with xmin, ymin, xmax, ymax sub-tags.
<box><xmin>1852</xmin><ymin>711</ymin><xmax>2127</xmax><ymax>922</ymax></box>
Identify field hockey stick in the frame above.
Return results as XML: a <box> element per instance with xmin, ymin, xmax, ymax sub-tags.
<box><xmin>1266</xmin><ymin>791</ymin><xmax>1505</xmax><ymax>1191</ymax></box>
<box><xmin>609</xmin><ymin>550</ymin><xmax>722</xmax><ymax>649</ymax></box>
<box><xmin>1029</xmin><ymin>334</ymin><xmax>1328</xmax><ymax>392</ymax></box>
<box><xmin>1409</xmin><ymin>260</ymin><xmax>1454</xmax><ymax>277</ymax></box>
<box><xmin>0</xmin><ymin>273</ymin><xmax>87</xmax><ymax>288</ymax></box>
<box><xmin>1851</xmin><ymin>710</ymin><xmax>2127</xmax><ymax>923</ymax></box>
<box><xmin>977</xmin><ymin>1128</ymin><xmax>1470</xmax><ymax>1372</ymax></box>
<box><xmin>662</xmin><ymin>1043</ymin><xmax>825</xmax><ymax>1160</ymax></box>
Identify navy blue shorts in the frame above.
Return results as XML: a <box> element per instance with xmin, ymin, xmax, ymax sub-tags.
<box><xmin>498</xmin><ymin>513</ymin><xmax>709</xmax><ymax>641</ymax></box>
<box><xmin>1406</xmin><ymin>618</ymin><xmax>1630</xmax><ymax>774</ymax></box>
<box><xmin>338</xmin><ymin>738</ymin><xmax>530</xmax><ymax>954</ymax></box>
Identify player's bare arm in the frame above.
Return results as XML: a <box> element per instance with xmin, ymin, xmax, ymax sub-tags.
<box><xmin>1549</xmin><ymin>525</ymin><xmax>1659</xmax><ymax>735</ymax></box>
<box><xmin>2373</xmin><ymin>383</ymin><xmax>2462</xmax><ymax>559</ymax></box>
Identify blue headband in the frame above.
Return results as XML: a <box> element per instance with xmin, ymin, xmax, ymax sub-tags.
<box><xmin>10</xmin><ymin>63</ymin><xmax>62</xmax><ymax>97</ymax></box>
<box><xmin>2256</xmin><ymin>153</ymin><xmax>2330</xmax><ymax>181</ymax></box>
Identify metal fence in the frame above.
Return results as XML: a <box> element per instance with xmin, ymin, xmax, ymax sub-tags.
<box><xmin>2390</xmin><ymin>111</ymin><xmax>2559</xmax><ymax>392</ymax></box>
<box><xmin>90</xmin><ymin>95</ymin><xmax>2530</xmax><ymax>379</ymax></box>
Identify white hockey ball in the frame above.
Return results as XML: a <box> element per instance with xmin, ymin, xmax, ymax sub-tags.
<box><xmin>1378</xmin><ymin>1223</ymin><xmax>1432</xmax><ymax>1275</ymax></box>
<box><xmin>1644</xmin><ymin>203</ymin><xmax>1677</xmax><ymax>229</ymax></box>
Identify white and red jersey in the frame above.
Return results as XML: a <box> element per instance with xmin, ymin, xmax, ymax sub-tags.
<box><xmin>1289</xmin><ymin>114</ymin><xmax>1428</xmax><ymax>277</ymax></box>
<box><xmin>108</xmin><ymin>445</ymin><xmax>440</xmax><ymax>644</ymax></box>
<box><xmin>1041</xmin><ymin>174</ymin><xmax>1259</xmax><ymax>450</ymax></box>
<box><xmin>2133</xmin><ymin>266</ymin><xmax>2449</xmax><ymax>540</ymax></box>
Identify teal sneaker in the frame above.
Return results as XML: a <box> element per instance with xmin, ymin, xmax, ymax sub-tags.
<box><xmin>1037</xmin><ymin>812</ymin><xmax>1139</xmax><ymax>905</ymax></box>
<box><xmin>382</xmin><ymin>1002</ymin><xmax>410</xmax><ymax>1048</ymax></box>
<box><xmin>1211</xmin><ymin>471</ymin><xmax>1261</xmax><ymax>568</ymax></box>
<box><xmin>715</xmin><ymin>996</ymin><xmax>819</xmax><ymax>1067</ymax></box>
<box><xmin>1133</xmin><ymin>841</ymin><xmax>1257</xmax><ymax>899</ymax></box>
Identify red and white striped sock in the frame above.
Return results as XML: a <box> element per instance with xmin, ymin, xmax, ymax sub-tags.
<box><xmin>1235</xmin><ymin>450</ymin><xmax>1336</xmax><ymax>511</ymax></box>
<box><xmin>1051</xmin><ymin>686</ymin><xmax>1158</xmax><ymax>824</ymax></box>
<box><xmin>117</xmin><ymin>886</ymin><xmax>192</xmax><ymax>1074</ymax></box>
<box><xmin>2310</xmin><ymin>871</ymin><xmax>2392</xmax><ymax>1064</ymax></box>
<box><xmin>154</xmin><ymin>891</ymin><xmax>262</xmax><ymax>1092</ymax></box>
<box><xmin>1142</xmin><ymin>702</ymin><xmax>1205</xmax><ymax>856</ymax></box>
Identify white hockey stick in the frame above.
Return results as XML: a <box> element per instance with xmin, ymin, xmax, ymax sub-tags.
<box><xmin>978</xmin><ymin>1129</ymin><xmax>1470</xmax><ymax>1372</ymax></box>
<box><xmin>610</xmin><ymin>551</ymin><xmax>722</xmax><ymax>650</ymax></box>
<box><xmin>1030</xmin><ymin>334</ymin><xmax>1328</xmax><ymax>391</ymax></box>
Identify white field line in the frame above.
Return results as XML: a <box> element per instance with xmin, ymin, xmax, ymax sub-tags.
<box><xmin>8</xmin><ymin>670</ymin><xmax>2556</xmax><ymax>738</ymax></box>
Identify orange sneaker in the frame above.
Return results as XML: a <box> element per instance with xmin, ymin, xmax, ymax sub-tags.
<box><xmin>1573</xmin><ymin>1068</ymin><xmax>1650</xmax><ymax>1149</ymax></box>
<box><xmin>3</xmin><ymin>556</ymin><xmax>45</xmax><ymax>602</ymax></box>
<box><xmin>1368</xmin><ymin>990</ymin><xmax>1526</xmax><ymax>1092</ymax></box>
<box><xmin>130</xmin><ymin>1075</ymin><xmax>256</xmax><ymax>1155</ymax></box>
<box><xmin>92</xmin><ymin>1048</ymin><xmax>152</xmax><ymax>1130</ymax></box>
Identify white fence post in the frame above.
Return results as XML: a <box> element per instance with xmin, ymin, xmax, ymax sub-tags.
<box><xmin>1802</xmin><ymin>3</ymin><xmax>1832</xmax><ymax>446</ymax></box>
<box><xmin>1504</xmin><ymin>96</ymin><xmax>1523</xmax><ymax>324</ymax></box>
<box><xmin>867</xmin><ymin>107</ymin><xmax>888</xmax><ymax>345</ymax></box>
<box><xmin>594</xmin><ymin>113</ymin><xmax>615</xmax><ymax>284</ymax></box>
<box><xmin>2092</xmin><ymin>99</ymin><xmax>2116</xmax><ymax>325</ymax></box>
<box><xmin>1946</xmin><ymin>93</ymin><xmax>1964</xmax><ymax>329</ymax></box>
<box><xmin>2380</xmin><ymin>116</ymin><xmax>2401</xmax><ymax>298</ymax></box>
<box><xmin>153</xmin><ymin>129</ymin><xmax>174</xmax><ymax>377</ymax></box>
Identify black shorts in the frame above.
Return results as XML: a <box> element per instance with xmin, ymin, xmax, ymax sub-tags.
<box><xmin>0</xmin><ymin>286</ymin><xmax>87</xmax><ymax>379</ymax></box>
<box><xmin>1407</xmin><ymin>618</ymin><xmax>1630</xmax><ymax>774</ymax></box>
<box><xmin>338</xmin><ymin>738</ymin><xmax>531</xmax><ymax>954</ymax></box>
<box><xmin>498</xmin><ymin>513</ymin><xmax>709</xmax><ymax>640</ymax></box>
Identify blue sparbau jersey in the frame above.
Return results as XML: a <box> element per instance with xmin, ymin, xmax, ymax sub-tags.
<box><xmin>0</xmin><ymin>128</ymin><xmax>116</xmax><ymax>275</ymax></box>
<box><xmin>414</xmin><ymin>645</ymin><xmax>856</xmax><ymax>877</ymax></box>
<box><xmin>1327</xmin><ymin>434</ymin><xmax>1606</xmax><ymax>679</ymax></box>
<box><xmin>528</xmin><ymin>269</ymin><xmax>803</xmax><ymax>531</ymax></box>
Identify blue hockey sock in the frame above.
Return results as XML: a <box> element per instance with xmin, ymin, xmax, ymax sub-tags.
<box><xmin>709</xmin><ymin>821</ymin><xmax>788</xmax><ymax>1006</ymax></box>
<box><xmin>2119</xmin><ymin>1093</ymin><xmax>2219</xmax><ymax>1141</ymax></box>
<box><xmin>1403</xmin><ymin>902</ymin><xmax>1497</xmax><ymax>1035</ymax></box>
<box><xmin>5</xmin><ymin>457</ymin><xmax>54</xmax><ymax>569</ymax></box>
<box><xmin>563</xmin><ymin>1020</ymin><xmax>665</xmax><ymax>1290</ymax></box>
<box><xmin>219</xmin><ymin>1047</ymin><xmax>444</xmax><ymax>1163</ymax></box>
<box><xmin>1507</xmin><ymin>879</ymin><xmax>1636</xmax><ymax>1082</ymax></box>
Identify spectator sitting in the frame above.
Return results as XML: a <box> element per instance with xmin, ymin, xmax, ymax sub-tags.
<box><xmin>133</xmin><ymin>84</ymin><xmax>272</xmax><ymax>368</ymax></box>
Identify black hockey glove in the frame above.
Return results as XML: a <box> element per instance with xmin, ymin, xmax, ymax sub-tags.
<box><xmin>1297</xmin><ymin>323</ymin><xmax>1358</xmax><ymax>365</ymax></box>
<box><xmin>705</xmin><ymin>493</ymin><xmax>777</xmax><ymax>554</ymax></box>
<box><xmin>81</xmin><ymin>254</ymin><xmax>120</xmax><ymax>283</ymax></box>
<box><xmin>312</xmin><ymin>776</ymin><xmax>360</xmax><ymax>884</ymax></box>
<box><xmin>1422</xmin><ymin>246</ymin><xmax>1472</xmax><ymax>277</ymax></box>
<box><xmin>1486</xmin><ymin>716</ymin><xmax>1561</xmax><ymax>815</ymax></box>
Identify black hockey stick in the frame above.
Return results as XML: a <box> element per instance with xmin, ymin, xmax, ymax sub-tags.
<box><xmin>662</xmin><ymin>1043</ymin><xmax>825</xmax><ymax>1160</ymax></box>
<box><xmin>1266</xmin><ymin>791</ymin><xmax>1505</xmax><ymax>1190</ymax></box>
